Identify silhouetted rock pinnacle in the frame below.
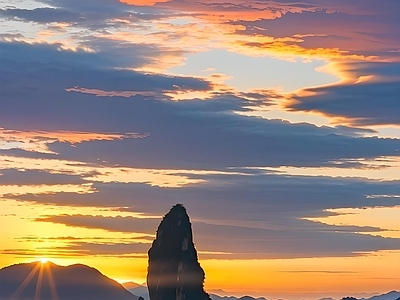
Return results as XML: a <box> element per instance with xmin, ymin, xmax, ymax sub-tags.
<box><xmin>147</xmin><ymin>204</ymin><xmax>211</xmax><ymax>300</ymax></box>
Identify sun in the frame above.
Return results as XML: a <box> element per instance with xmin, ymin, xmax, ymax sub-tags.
<box><xmin>40</xmin><ymin>258</ymin><xmax>48</xmax><ymax>264</ymax></box>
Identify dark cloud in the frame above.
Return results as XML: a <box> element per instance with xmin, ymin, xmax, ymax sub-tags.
<box><xmin>0</xmin><ymin>8</ymin><xmax>83</xmax><ymax>23</ymax></box>
<box><xmin>76</xmin><ymin>37</ymin><xmax>188</xmax><ymax>70</ymax></box>
<box><xmin>45</xmin><ymin>114</ymin><xmax>400</xmax><ymax>169</ymax></box>
<box><xmin>0</xmin><ymin>40</ymin><xmax>205</xmax><ymax>81</ymax></box>
<box><xmin>0</xmin><ymin>169</ymin><xmax>87</xmax><ymax>185</ymax></box>
<box><xmin>233</xmin><ymin>9</ymin><xmax>400</xmax><ymax>59</ymax></box>
<box><xmin>0</xmin><ymin>0</ymin><xmax>189</xmax><ymax>35</ymax></box>
<box><xmin>54</xmin><ymin>241</ymin><xmax>150</xmax><ymax>257</ymax></box>
<box><xmin>288</xmin><ymin>62</ymin><xmax>400</xmax><ymax>125</ymax></box>
<box><xmin>0</xmin><ymin>38</ymin><xmax>137</xmax><ymax>69</ymax></box>
<box><xmin>3</xmin><ymin>239</ymin><xmax>149</xmax><ymax>258</ymax></box>
<box><xmin>34</xmin><ymin>213</ymin><xmax>400</xmax><ymax>259</ymax></box>
<box><xmin>0</xmin><ymin>2</ymin><xmax>190</xmax><ymax>68</ymax></box>
<box><xmin>12</xmin><ymin>173</ymin><xmax>400</xmax><ymax>219</ymax></box>
<box><xmin>35</xmin><ymin>215</ymin><xmax>160</xmax><ymax>235</ymax></box>
<box><xmin>14</xmin><ymin>235</ymin><xmax>154</xmax><ymax>243</ymax></box>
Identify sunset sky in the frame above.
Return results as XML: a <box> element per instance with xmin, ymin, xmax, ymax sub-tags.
<box><xmin>0</xmin><ymin>0</ymin><xmax>400</xmax><ymax>299</ymax></box>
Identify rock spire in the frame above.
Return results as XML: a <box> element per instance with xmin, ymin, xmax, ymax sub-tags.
<box><xmin>147</xmin><ymin>204</ymin><xmax>211</xmax><ymax>300</ymax></box>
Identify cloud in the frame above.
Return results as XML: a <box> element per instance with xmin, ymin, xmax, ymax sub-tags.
<box><xmin>57</xmin><ymin>241</ymin><xmax>150</xmax><ymax>257</ymax></box>
<box><xmin>0</xmin><ymin>184</ymin><xmax>93</xmax><ymax>197</ymax></box>
<box><xmin>0</xmin><ymin>37</ymin><xmax>187</xmax><ymax>74</ymax></box>
<box><xmin>3</xmin><ymin>234</ymin><xmax>152</xmax><ymax>258</ymax></box>
<box><xmin>44</xmin><ymin>112</ymin><xmax>400</xmax><ymax>170</ymax></box>
<box><xmin>2</xmin><ymin>241</ymin><xmax>149</xmax><ymax>258</ymax></box>
<box><xmin>288</xmin><ymin>62</ymin><xmax>400</xmax><ymax>125</ymax></box>
<box><xmin>0</xmin><ymin>155</ymin><xmax>217</xmax><ymax>187</ymax></box>
<box><xmin>233</xmin><ymin>9</ymin><xmax>400</xmax><ymax>59</ymax></box>
<box><xmin>0</xmin><ymin>8</ymin><xmax>83</xmax><ymax>24</ymax></box>
<box><xmin>10</xmin><ymin>172</ymin><xmax>400</xmax><ymax>218</ymax></box>
<box><xmin>65</xmin><ymin>87</ymin><xmax>157</xmax><ymax>98</ymax></box>
<box><xmin>0</xmin><ymin>127</ymin><xmax>147</xmax><ymax>154</ymax></box>
<box><xmin>123</xmin><ymin>0</ymin><xmax>319</xmax><ymax>20</ymax></box>
<box><xmin>35</xmin><ymin>215</ymin><xmax>159</xmax><ymax>235</ymax></box>
<box><xmin>34</xmin><ymin>213</ymin><xmax>400</xmax><ymax>259</ymax></box>
<box><xmin>260</xmin><ymin>156</ymin><xmax>400</xmax><ymax>181</ymax></box>
<box><xmin>0</xmin><ymin>0</ymin><xmax>196</xmax><ymax>69</ymax></box>
<box><xmin>0</xmin><ymin>40</ymin><xmax>210</xmax><ymax>89</ymax></box>
<box><xmin>0</xmin><ymin>0</ymin><xmax>176</xmax><ymax>25</ymax></box>
<box><xmin>117</xmin><ymin>0</ymin><xmax>400</xmax><ymax>60</ymax></box>
<box><xmin>0</xmin><ymin>169</ymin><xmax>86</xmax><ymax>186</ymax></box>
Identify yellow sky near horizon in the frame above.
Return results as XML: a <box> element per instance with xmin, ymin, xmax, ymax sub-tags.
<box><xmin>1</xmin><ymin>195</ymin><xmax>400</xmax><ymax>299</ymax></box>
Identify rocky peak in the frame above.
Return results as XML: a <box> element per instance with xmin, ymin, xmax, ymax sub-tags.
<box><xmin>147</xmin><ymin>204</ymin><xmax>211</xmax><ymax>300</ymax></box>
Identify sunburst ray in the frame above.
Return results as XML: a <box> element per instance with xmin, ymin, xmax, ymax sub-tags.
<box><xmin>34</xmin><ymin>262</ymin><xmax>45</xmax><ymax>300</ymax></box>
<box><xmin>45</xmin><ymin>262</ymin><xmax>59</xmax><ymax>300</ymax></box>
<box><xmin>9</xmin><ymin>262</ymin><xmax>41</xmax><ymax>300</ymax></box>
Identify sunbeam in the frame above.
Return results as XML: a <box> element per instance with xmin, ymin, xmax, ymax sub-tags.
<box><xmin>9</xmin><ymin>262</ymin><xmax>40</xmax><ymax>300</ymax></box>
<box><xmin>34</xmin><ymin>262</ymin><xmax>44</xmax><ymax>300</ymax></box>
<box><xmin>45</xmin><ymin>262</ymin><xmax>59</xmax><ymax>300</ymax></box>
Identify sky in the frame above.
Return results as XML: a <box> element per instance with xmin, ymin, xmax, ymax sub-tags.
<box><xmin>0</xmin><ymin>0</ymin><xmax>399</xmax><ymax>299</ymax></box>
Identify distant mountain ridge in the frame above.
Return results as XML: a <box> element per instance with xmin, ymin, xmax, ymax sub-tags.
<box><xmin>123</xmin><ymin>282</ymin><xmax>149</xmax><ymax>298</ymax></box>
<box><xmin>210</xmin><ymin>295</ymin><xmax>267</xmax><ymax>300</ymax></box>
<box><xmin>124</xmin><ymin>282</ymin><xmax>266</xmax><ymax>300</ymax></box>
<box><xmin>362</xmin><ymin>291</ymin><xmax>400</xmax><ymax>300</ymax></box>
<box><xmin>0</xmin><ymin>261</ymin><xmax>138</xmax><ymax>300</ymax></box>
<box><xmin>124</xmin><ymin>282</ymin><xmax>400</xmax><ymax>300</ymax></box>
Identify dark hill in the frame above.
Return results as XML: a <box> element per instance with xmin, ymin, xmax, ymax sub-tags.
<box><xmin>0</xmin><ymin>261</ymin><xmax>138</xmax><ymax>300</ymax></box>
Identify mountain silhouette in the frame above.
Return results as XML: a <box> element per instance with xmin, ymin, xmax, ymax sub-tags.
<box><xmin>210</xmin><ymin>296</ymin><xmax>266</xmax><ymax>300</ymax></box>
<box><xmin>123</xmin><ymin>283</ymin><xmax>267</xmax><ymax>300</ymax></box>
<box><xmin>147</xmin><ymin>204</ymin><xmax>211</xmax><ymax>300</ymax></box>
<box><xmin>123</xmin><ymin>282</ymin><xmax>149</xmax><ymax>298</ymax></box>
<box><xmin>363</xmin><ymin>291</ymin><xmax>400</xmax><ymax>300</ymax></box>
<box><xmin>0</xmin><ymin>261</ymin><xmax>138</xmax><ymax>300</ymax></box>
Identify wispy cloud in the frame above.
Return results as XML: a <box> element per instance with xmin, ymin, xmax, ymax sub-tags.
<box><xmin>288</xmin><ymin>62</ymin><xmax>400</xmax><ymax>126</ymax></box>
<box><xmin>0</xmin><ymin>128</ymin><xmax>147</xmax><ymax>154</ymax></box>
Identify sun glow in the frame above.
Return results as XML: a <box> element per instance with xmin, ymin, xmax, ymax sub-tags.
<box><xmin>40</xmin><ymin>258</ymin><xmax>48</xmax><ymax>264</ymax></box>
<box><xmin>10</xmin><ymin>261</ymin><xmax>59</xmax><ymax>300</ymax></box>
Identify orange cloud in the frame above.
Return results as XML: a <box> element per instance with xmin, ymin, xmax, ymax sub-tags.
<box><xmin>0</xmin><ymin>128</ymin><xmax>147</xmax><ymax>154</ymax></box>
